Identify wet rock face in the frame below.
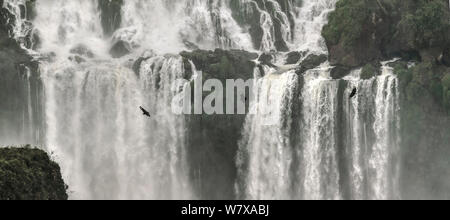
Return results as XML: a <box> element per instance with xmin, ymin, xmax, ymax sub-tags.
<box><xmin>330</xmin><ymin>65</ymin><xmax>351</xmax><ymax>80</ymax></box>
<box><xmin>296</xmin><ymin>54</ymin><xmax>327</xmax><ymax>75</ymax></box>
<box><xmin>98</xmin><ymin>0</ymin><xmax>124</xmax><ymax>36</ymax></box>
<box><xmin>0</xmin><ymin>3</ymin><xmax>43</xmax><ymax>146</ymax></box>
<box><xmin>180</xmin><ymin>49</ymin><xmax>258</xmax><ymax>80</ymax></box>
<box><xmin>360</xmin><ymin>63</ymin><xmax>380</xmax><ymax>80</ymax></box>
<box><xmin>285</xmin><ymin>51</ymin><xmax>304</xmax><ymax>65</ymax></box>
<box><xmin>110</xmin><ymin>40</ymin><xmax>131</xmax><ymax>58</ymax></box>
<box><xmin>0</xmin><ymin>147</ymin><xmax>68</xmax><ymax>200</ymax></box>
<box><xmin>258</xmin><ymin>53</ymin><xmax>276</xmax><ymax>67</ymax></box>
<box><xmin>180</xmin><ymin>49</ymin><xmax>257</xmax><ymax>199</ymax></box>
<box><xmin>443</xmin><ymin>48</ymin><xmax>450</xmax><ymax>67</ymax></box>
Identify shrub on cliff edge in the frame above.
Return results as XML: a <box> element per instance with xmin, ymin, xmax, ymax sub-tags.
<box><xmin>0</xmin><ymin>146</ymin><xmax>68</xmax><ymax>200</ymax></box>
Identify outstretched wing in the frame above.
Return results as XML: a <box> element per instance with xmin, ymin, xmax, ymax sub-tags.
<box><xmin>140</xmin><ymin>106</ymin><xmax>150</xmax><ymax>116</ymax></box>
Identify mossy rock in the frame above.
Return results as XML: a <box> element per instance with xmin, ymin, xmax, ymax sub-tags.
<box><xmin>296</xmin><ymin>54</ymin><xmax>327</xmax><ymax>75</ymax></box>
<box><xmin>322</xmin><ymin>0</ymin><xmax>369</xmax><ymax>47</ymax></box>
<box><xmin>394</xmin><ymin>63</ymin><xmax>413</xmax><ymax>89</ymax></box>
<box><xmin>330</xmin><ymin>66</ymin><xmax>352</xmax><ymax>79</ymax></box>
<box><xmin>396</xmin><ymin>61</ymin><xmax>450</xmax><ymax>110</ymax></box>
<box><xmin>443</xmin><ymin>74</ymin><xmax>450</xmax><ymax>110</ymax></box>
<box><xmin>443</xmin><ymin>74</ymin><xmax>450</xmax><ymax>89</ymax></box>
<box><xmin>323</xmin><ymin>0</ymin><xmax>450</xmax><ymax>67</ymax></box>
<box><xmin>0</xmin><ymin>147</ymin><xmax>68</xmax><ymax>200</ymax></box>
<box><xmin>360</xmin><ymin>63</ymin><xmax>379</xmax><ymax>80</ymax></box>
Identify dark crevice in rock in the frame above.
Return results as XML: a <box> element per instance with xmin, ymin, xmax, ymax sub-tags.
<box><xmin>98</xmin><ymin>0</ymin><xmax>124</xmax><ymax>37</ymax></box>
<box><xmin>180</xmin><ymin>49</ymin><xmax>257</xmax><ymax>199</ymax></box>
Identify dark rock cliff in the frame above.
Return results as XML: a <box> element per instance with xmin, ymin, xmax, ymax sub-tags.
<box><xmin>323</xmin><ymin>0</ymin><xmax>450</xmax><ymax>67</ymax></box>
<box><xmin>0</xmin><ymin>147</ymin><xmax>68</xmax><ymax>200</ymax></box>
<box><xmin>98</xmin><ymin>0</ymin><xmax>124</xmax><ymax>37</ymax></box>
<box><xmin>180</xmin><ymin>49</ymin><xmax>257</xmax><ymax>199</ymax></box>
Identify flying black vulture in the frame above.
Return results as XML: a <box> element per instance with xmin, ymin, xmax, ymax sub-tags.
<box><xmin>140</xmin><ymin>106</ymin><xmax>151</xmax><ymax>118</ymax></box>
<box><xmin>349</xmin><ymin>88</ymin><xmax>357</xmax><ymax>99</ymax></box>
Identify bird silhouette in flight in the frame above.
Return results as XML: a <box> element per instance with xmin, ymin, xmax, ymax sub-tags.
<box><xmin>349</xmin><ymin>88</ymin><xmax>357</xmax><ymax>99</ymax></box>
<box><xmin>140</xmin><ymin>106</ymin><xmax>151</xmax><ymax>118</ymax></box>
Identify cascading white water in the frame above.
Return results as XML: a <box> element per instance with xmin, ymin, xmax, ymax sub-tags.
<box><xmin>30</xmin><ymin>0</ymin><xmax>194</xmax><ymax>199</ymax></box>
<box><xmin>300</xmin><ymin>67</ymin><xmax>342</xmax><ymax>200</ymax></box>
<box><xmin>237</xmin><ymin>69</ymin><xmax>299</xmax><ymax>200</ymax></box>
<box><xmin>2</xmin><ymin>0</ymin><xmax>403</xmax><ymax>200</ymax></box>
<box><xmin>40</xmin><ymin>55</ymin><xmax>194</xmax><ymax>199</ymax></box>
<box><xmin>369</xmin><ymin>63</ymin><xmax>401</xmax><ymax>199</ymax></box>
<box><xmin>343</xmin><ymin>62</ymin><xmax>401</xmax><ymax>200</ymax></box>
<box><xmin>118</xmin><ymin>0</ymin><xmax>253</xmax><ymax>54</ymax></box>
<box><xmin>292</xmin><ymin>0</ymin><xmax>339</xmax><ymax>54</ymax></box>
<box><xmin>236</xmin><ymin>0</ymin><xmax>401</xmax><ymax>200</ymax></box>
<box><xmin>236</xmin><ymin>0</ymin><xmax>342</xmax><ymax>200</ymax></box>
<box><xmin>238</xmin><ymin>64</ymin><xmax>401</xmax><ymax>200</ymax></box>
<box><xmin>33</xmin><ymin>0</ymin><xmax>108</xmax><ymax>58</ymax></box>
<box><xmin>41</xmin><ymin>61</ymin><xmax>145</xmax><ymax>199</ymax></box>
<box><xmin>138</xmin><ymin>56</ymin><xmax>194</xmax><ymax>200</ymax></box>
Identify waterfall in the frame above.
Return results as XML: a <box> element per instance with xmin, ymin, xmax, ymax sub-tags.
<box><xmin>236</xmin><ymin>69</ymin><xmax>300</xmax><ymax>200</ymax></box>
<box><xmin>40</xmin><ymin>56</ymin><xmax>194</xmax><ymax>199</ymax></box>
<box><xmin>33</xmin><ymin>0</ymin><xmax>108</xmax><ymax>58</ymax></box>
<box><xmin>300</xmin><ymin>68</ymin><xmax>341</xmax><ymax>200</ymax></box>
<box><xmin>1</xmin><ymin>0</ymin><xmax>404</xmax><ymax>200</ymax></box>
<box><xmin>118</xmin><ymin>0</ymin><xmax>253</xmax><ymax>54</ymax></box>
<box><xmin>30</xmin><ymin>0</ymin><xmax>194</xmax><ymax>199</ymax></box>
<box><xmin>238</xmin><ymin>62</ymin><xmax>401</xmax><ymax>200</ymax></box>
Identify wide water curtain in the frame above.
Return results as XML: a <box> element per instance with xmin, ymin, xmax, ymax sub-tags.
<box><xmin>32</xmin><ymin>0</ymin><xmax>195</xmax><ymax>199</ymax></box>
<box><xmin>1</xmin><ymin>0</ymin><xmax>402</xmax><ymax>200</ymax></box>
<box><xmin>235</xmin><ymin>0</ymin><xmax>401</xmax><ymax>200</ymax></box>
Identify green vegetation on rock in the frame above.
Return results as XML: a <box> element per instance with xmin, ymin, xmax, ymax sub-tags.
<box><xmin>360</xmin><ymin>63</ymin><xmax>379</xmax><ymax>80</ymax></box>
<box><xmin>0</xmin><ymin>147</ymin><xmax>68</xmax><ymax>200</ymax></box>
<box><xmin>322</xmin><ymin>0</ymin><xmax>368</xmax><ymax>47</ymax></box>
<box><xmin>323</xmin><ymin>0</ymin><xmax>450</xmax><ymax>67</ymax></box>
<box><xmin>394</xmin><ymin>62</ymin><xmax>450</xmax><ymax>199</ymax></box>
<box><xmin>443</xmin><ymin>74</ymin><xmax>450</xmax><ymax>109</ymax></box>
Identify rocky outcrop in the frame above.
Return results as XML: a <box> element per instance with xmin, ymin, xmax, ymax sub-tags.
<box><xmin>296</xmin><ymin>54</ymin><xmax>328</xmax><ymax>75</ymax></box>
<box><xmin>323</xmin><ymin>0</ymin><xmax>450</xmax><ymax>67</ymax></box>
<box><xmin>322</xmin><ymin>0</ymin><xmax>450</xmax><ymax>111</ymax></box>
<box><xmin>0</xmin><ymin>147</ymin><xmax>68</xmax><ymax>200</ymax></box>
<box><xmin>285</xmin><ymin>51</ymin><xmax>304</xmax><ymax>65</ymax></box>
<box><xmin>180</xmin><ymin>49</ymin><xmax>257</xmax><ymax>199</ymax></box>
<box><xmin>110</xmin><ymin>40</ymin><xmax>131</xmax><ymax>58</ymax></box>
<box><xmin>360</xmin><ymin>63</ymin><xmax>381</xmax><ymax>80</ymax></box>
